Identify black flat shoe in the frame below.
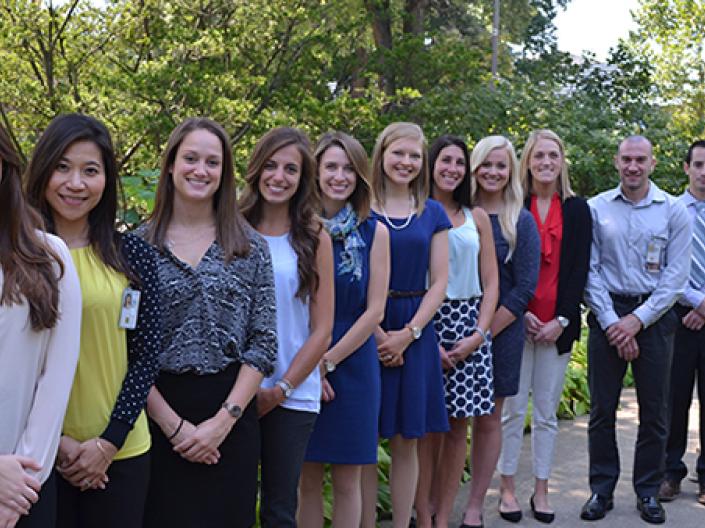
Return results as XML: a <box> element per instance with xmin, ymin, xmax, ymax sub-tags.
<box><xmin>498</xmin><ymin>498</ymin><xmax>522</xmax><ymax>523</ymax></box>
<box><xmin>580</xmin><ymin>493</ymin><xmax>614</xmax><ymax>521</ymax></box>
<box><xmin>530</xmin><ymin>494</ymin><xmax>555</xmax><ymax>524</ymax></box>
<box><xmin>636</xmin><ymin>496</ymin><xmax>666</xmax><ymax>524</ymax></box>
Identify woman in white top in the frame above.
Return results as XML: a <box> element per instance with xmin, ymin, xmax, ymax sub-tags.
<box><xmin>0</xmin><ymin>123</ymin><xmax>81</xmax><ymax>528</ymax></box>
<box><xmin>414</xmin><ymin>135</ymin><xmax>499</xmax><ymax>528</ymax></box>
<box><xmin>240</xmin><ymin>127</ymin><xmax>334</xmax><ymax>527</ymax></box>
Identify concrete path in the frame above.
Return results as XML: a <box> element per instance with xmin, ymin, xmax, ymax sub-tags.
<box><xmin>383</xmin><ymin>389</ymin><xmax>704</xmax><ymax>527</ymax></box>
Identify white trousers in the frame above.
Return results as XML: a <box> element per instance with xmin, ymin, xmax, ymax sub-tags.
<box><xmin>498</xmin><ymin>339</ymin><xmax>571</xmax><ymax>480</ymax></box>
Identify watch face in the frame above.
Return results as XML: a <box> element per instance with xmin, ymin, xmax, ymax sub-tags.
<box><xmin>412</xmin><ymin>327</ymin><xmax>421</xmax><ymax>339</ymax></box>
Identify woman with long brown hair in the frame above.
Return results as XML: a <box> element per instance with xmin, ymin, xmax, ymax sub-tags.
<box><xmin>0</xmin><ymin>123</ymin><xmax>81</xmax><ymax>528</ymax></box>
<box><xmin>298</xmin><ymin>131</ymin><xmax>390</xmax><ymax>528</ymax></box>
<box><xmin>138</xmin><ymin>118</ymin><xmax>277</xmax><ymax>528</ymax></box>
<box><xmin>240</xmin><ymin>127</ymin><xmax>334</xmax><ymax>527</ymax></box>
<box><xmin>24</xmin><ymin>113</ymin><xmax>162</xmax><ymax>528</ymax></box>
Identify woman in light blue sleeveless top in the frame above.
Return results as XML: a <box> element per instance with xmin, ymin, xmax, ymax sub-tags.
<box><xmin>415</xmin><ymin>135</ymin><xmax>499</xmax><ymax>528</ymax></box>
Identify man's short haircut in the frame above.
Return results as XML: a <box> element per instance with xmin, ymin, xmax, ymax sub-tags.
<box><xmin>685</xmin><ymin>139</ymin><xmax>705</xmax><ymax>164</ymax></box>
<box><xmin>618</xmin><ymin>135</ymin><xmax>652</xmax><ymax>154</ymax></box>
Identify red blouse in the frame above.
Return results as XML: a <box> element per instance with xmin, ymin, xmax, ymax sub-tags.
<box><xmin>527</xmin><ymin>193</ymin><xmax>563</xmax><ymax>323</ymax></box>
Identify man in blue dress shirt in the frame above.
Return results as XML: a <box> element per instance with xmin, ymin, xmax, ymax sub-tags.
<box><xmin>581</xmin><ymin>136</ymin><xmax>692</xmax><ymax>524</ymax></box>
<box><xmin>659</xmin><ymin>139</ymin><xmax>705</xmax><ymax>506</ymax></box>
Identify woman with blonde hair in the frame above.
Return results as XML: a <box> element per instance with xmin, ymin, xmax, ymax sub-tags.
<box><xmin>298</xmin><ymin>131</ymin><xmax>389</xmax><ymax>527</ymax></box>
<box><xmin>498</xmin><ymin>130</ymin><xmax>591</xmax><ymax>524</ymax></box>
<box><xmin>240</xmin><ymin>127</ymin><xmax>334</xmax><ymax>527</ymax></box>
<box><xmin>361</xmin><ymin>122</ymin><xmax>450</xmax><ymax>528</ymax></box>
<box><xmin>458</xmin><ymin>135</ymin><xmax>540</xmax><ymax>527</ymax></box>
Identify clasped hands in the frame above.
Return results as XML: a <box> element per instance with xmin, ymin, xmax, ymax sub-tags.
<box><xmin>0</xmin><ymin>454</ymin><xmax>41</xmax><ymax>527</ymax></box>
<box><xmin>682</xmin><ymin>300</ymin><xmax>705</xmax><ymax>331</ymax></box>
<box><xmin>167</xmin><ymin>412</ymin><xmax>234</xmax><ymax>466</ymax></box>
<box><xmin>376</xmin><ymin>328</ymin><xmax>413</xmax><ymax>368</ymax></box>
<box><xmin>439</xmin><ymin>331</ymin><xmax>484</xmax><ymax>370</ymax></box>
<box><xmin>524</xmin><ymin>312</ymin><xmax>563</xmax><ymax>344</ymax></box>
<box><xmin>56</xmin><ymin>436</ymin><xmax>117</xmax><ymax>492</ymax></box>
<box><xmin>606</xmin><ymin>314</ymin><xmax>642</xmax><ymax>361</ymax></box>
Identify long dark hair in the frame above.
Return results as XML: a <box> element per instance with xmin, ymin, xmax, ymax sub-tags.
<box><xmin>0</xmin><ymin>123</ymin><xmax>63</xmax><ymax>330</ymax></box>
<box><xmin>240</xmin><ymin>127</ymin><xmax>321</xmax><ymax>300</ymax></box>
<box><xmin>143</xmin><ymin>117</ymin><xmax>250</xmax><ymax>260</ymax></box>
<box><xmin>429</xmin><ymin>135</ymin><xmax>472</xmax><ymax>209</ymax></box>
<box><xmin>24</xmin><ymin>113</ymin><xmax>136</xmax><ymax>283</ymax></box>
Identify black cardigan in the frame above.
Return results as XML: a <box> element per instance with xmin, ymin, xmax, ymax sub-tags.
<box><xmin>524</xmin><ymin>195</ymin><xmax>592</xmax><ymax>354</ymax></box>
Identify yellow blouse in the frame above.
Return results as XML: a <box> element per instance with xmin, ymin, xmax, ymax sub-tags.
<box><xmin>62</xmin><ymin>247</ymin><xmax>150</xmax><ymax>460</ymax></box>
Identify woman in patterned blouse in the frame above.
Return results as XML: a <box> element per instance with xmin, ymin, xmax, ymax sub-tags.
<box><xmin>139</xmin><ymin>118</ymin><xmax>278</xmax><ymax>528</ymax></box>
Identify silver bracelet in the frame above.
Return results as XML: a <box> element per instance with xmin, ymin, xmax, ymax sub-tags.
<box><xmin>473</xmin><ymin>327</ymin><xmax>488</xmax><ymax>344</ymax></box>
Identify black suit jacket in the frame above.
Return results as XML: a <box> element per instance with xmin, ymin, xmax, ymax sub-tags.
<box><xmin>524</xmin><ymin>195</ymin><xmax>592</xmax><ymax>354</ymax></box>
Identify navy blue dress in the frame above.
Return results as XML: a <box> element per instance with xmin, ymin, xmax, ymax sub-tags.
<box><xmin>489</xmin><ymin>210</ymin><xmax>540</xmax><ymax>397</ymax></box>
<box><xmin>374</xmin><ymin>199</ymin><xmax>451</xmax><ymax>438</ymax></box>
<box><xmin>305</xmin><ymin>217</ymin><xmax>381</xmax><ymax>464</ymax></box>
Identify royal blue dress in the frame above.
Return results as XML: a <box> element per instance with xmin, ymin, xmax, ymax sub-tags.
<box><xmin>304</xmin><ymin>217</ymin><xmax>381</xmax><ymax>464</ymax></box>
<box><xmin>374</xmin><ymin>199</ymin><xmax>451</xmax><ymax>438</ymax></box>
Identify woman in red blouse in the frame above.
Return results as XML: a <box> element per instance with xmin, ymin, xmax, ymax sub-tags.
<box><xmin>497</xmin><ymin>130</ymin><xmax>592</xmax><ymax>524</ymax></box>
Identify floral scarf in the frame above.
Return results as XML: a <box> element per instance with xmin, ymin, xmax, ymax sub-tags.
<box><xmin>322</xmin><ymin>202</ymin><xmax>365</xmax><ymax>282</ymax></box>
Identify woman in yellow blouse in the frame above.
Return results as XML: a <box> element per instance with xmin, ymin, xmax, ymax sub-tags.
<box><xmin>25</xmin><ymin>114</ymin><xmax>161</xmax><ymax>528</ymax></box>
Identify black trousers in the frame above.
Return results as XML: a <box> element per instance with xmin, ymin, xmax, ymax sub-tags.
<box><xmin>664</xmin><ymin>304</ymin><xmax>705</xmax><ymax>485</ymax></box>
<box><xmin>16</xmin><ymin>472</ymin><xmax>56</xmax><ymax>528</ymax></box>
<box><xmin>587</xmin><ymin>298</ymin><xmax>678</xmax><ymax>498</ymax></box>
<box><xmin>56</xmin><ymin>452</ymin><xmax>150</xmax><ymax>528</ymax></box>
<box><xmin>258</xmin><ymin>406</ymin><xmax>317</xmax><ymax>528</ymax></box>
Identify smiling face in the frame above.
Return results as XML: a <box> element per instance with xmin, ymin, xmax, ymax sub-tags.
<box><xmin>44</xmin><ymin>140</ymin><xmax>106</xmax><ymax>234</ymax></box>
<box><xmin>318</xmin><ymin>145</ymin><xmax>357</xmax><ymax>206</ymax></box>
<box><xmin>615</xmin><ymin>138</ymin><xmax>655</xmax><ymax>197</ymax></box>
<box><xmin>432</xmin><ymin>144</ymin><xmax>466</xmax><ymax>194</ymax></box>
<box><xmin>474</xmin><ymin>147</ymin><xmax>510</xmax><ymax>195</ymax></box>
<box><xmin>258</xmin><ymin>144</ymin><xmax>302</xmax><ymax>206</ymax></box>
<box><xmin>529</xmin><ymin>138</ymin><xmax>562</xmax><ymax>190</ymax></box>
<box><xmin>382</xmin><ymin>137</ymin><xmax>423</xmax><ymax>189</ymax></box>
<box><xmin>171</xmin><ymin>128</ymin><xmax>223</xmax><ymax>204</ymax></box>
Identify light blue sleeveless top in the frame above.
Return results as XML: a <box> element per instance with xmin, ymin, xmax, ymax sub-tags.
<box><xmin>447</xmin><ymin>207</ymin><xmax>482</xmax><ymax>299</ymax></box>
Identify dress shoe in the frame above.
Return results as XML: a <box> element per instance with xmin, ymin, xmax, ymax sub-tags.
<box><xmin>498</xmin><ymin>497</ymin><xmax>522</xmax><ymax>523</ymax></box>
<box><xmin>636</xmin><ymin>496</ymin><xmax>666</xmax><ymax>524</ymax></box>
<box><xmin>580</xmin><ymin>493</ymin><xmax>613</xmax><ymax>521</ymax></box>
<box><xmin>697</xmin><ymin>484</ymin><xmax>705</xmax><ymax>506</ymax></box>
<box><xmin>530</xmin><ymin>494</ymin><xmax>555</xmax><ymax>524</ymax></box>
<box><xmin>657</xmin><ymin>479</ymin><xmax>680</xmax><ymax>502</ymax></box>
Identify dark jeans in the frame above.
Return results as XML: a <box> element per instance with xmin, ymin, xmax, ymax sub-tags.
<box><xmin>259</xmin><ymin>406</ymin><xmax>317</xmax><ymax>528</ymax></box>
<box><xmin>587</xmin><ymin>298</ymin><xmax>678</xmax><ymax>498</ymax></box>
<box><xmin>16</xmin><ymin>471</ymin><xmax>56</xmax><ymax>528</ymax></box>
<box><xmin>664</xmin><ymin>304</ymin><xmax>705</xmax><ymax>485</ymax></box>
<box><xmin>56</xmin><ymin>452</ymin><xmax>150</xmax><ymax>528</ymax></box>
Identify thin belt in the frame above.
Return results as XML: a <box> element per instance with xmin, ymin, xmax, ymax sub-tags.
<box><xmin>610</xmin><ymin>292</ymin><xmax>651</xmax><ymax>304</ymax></box>
<box><xmin>389</xmin><ymin>289</ymin><xmax>427</xmax><ymax>298</ymax></box>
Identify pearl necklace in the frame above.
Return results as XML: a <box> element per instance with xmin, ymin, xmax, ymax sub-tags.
<box><xmin>380</xmin><ymin>197</ymin><xmax>416</xmax><ymax>230</ymax></box>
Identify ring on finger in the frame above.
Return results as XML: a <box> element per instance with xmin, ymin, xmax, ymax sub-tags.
<box><xmin>82</xmin><ymin>478</ymin><xmax>91</xmax><ymax>487</ymax></box>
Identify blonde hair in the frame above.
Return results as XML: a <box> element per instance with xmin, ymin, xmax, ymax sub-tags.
<box><xmin>519</xmin><ymin>129</ymin><xmax>575</xmax><ymax>201</ymax></box>
<box><xmin>371</xmin><ymin>122</ymin><xmax>429</xmax><ymax>215</ymax></box>
<box><xmin>470</xmin><ymin>135</ymin><xmax>523</xmax><ymax>261</ymax></box>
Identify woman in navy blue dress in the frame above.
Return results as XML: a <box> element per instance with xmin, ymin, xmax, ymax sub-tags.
<box><xmin>360</xmin><ymin>122</ymin><xmax>450</xmax><ymax>528</ymax></box>
<box><xmin>298</xmin><ymin>132</ymin><xmax>390</xmax><ymax>528</ymax></box>
<box><xmin>458</xmin><ymin>136</ymin><xmax>539</xmax><ymax>527</ymax></box>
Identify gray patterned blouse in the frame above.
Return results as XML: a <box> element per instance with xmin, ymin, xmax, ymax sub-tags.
<box><xmin>136</xmin><ymin>226</ymin><xmax>278</xmax><ymax>376</ymax></box>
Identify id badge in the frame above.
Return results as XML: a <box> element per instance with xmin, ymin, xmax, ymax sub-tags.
<box><xmin>119</xmin><ymin>287</ymin><xmax>140</xmax><ymax>329</ymax></box>
<box><xmin>645</xmin><ymin>236</ymin><xmax>665</xmax><ymax>273</ymax></box>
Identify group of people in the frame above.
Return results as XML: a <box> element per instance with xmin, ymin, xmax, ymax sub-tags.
<box><xmin>0</xmin><ymin>111</ymin><xmax>703</xmax><ymax>528</ymax></box>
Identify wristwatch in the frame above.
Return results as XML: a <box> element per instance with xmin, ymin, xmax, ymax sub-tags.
<box><xmin>323</xmin><ymin>358</ymin><xmax>336</xmax><ymax>374</ymax></box>
<box><xmin>275</xmin><ymin>379</ymin><xmax>294</xmax><ymax>398</ymax></box>
<box><xmin>556</xmin><ymin>316</ymin><xmax>570</xmax><ymax>329</ymax></box>
<box><xmin>221</xmin><ymin>401</ymin><xmax>243</xmax><ymax>419</ymax></box>
<box><xmin>405</xmin><ymin>324</ymin><xmax>422</xmax><ymax>340</ymax></box>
